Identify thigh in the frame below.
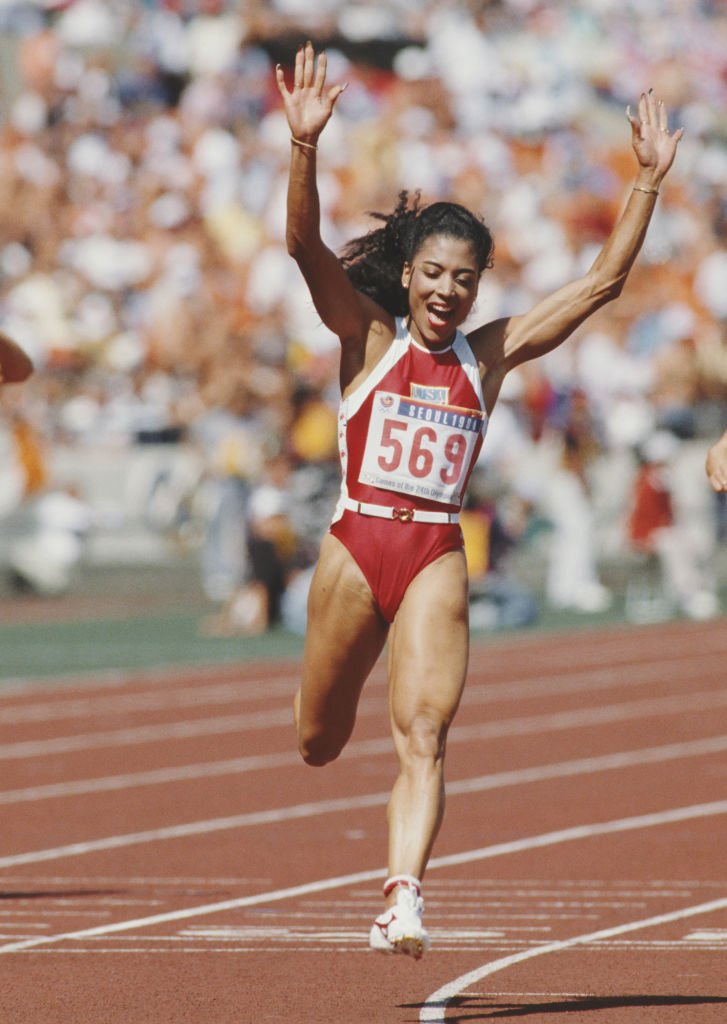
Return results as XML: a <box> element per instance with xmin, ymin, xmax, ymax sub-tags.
<box><xmin>387</xmin><ymin>549</ymin><xmax>470</xmax><ymax>753</ymax></box>
<box><xmin>298</xmin><ymin>533</ymin><xmax>389</xmax><ymax>739</ymax></box>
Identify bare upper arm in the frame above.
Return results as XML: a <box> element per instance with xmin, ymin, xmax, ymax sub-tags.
<box><xmin>470</xmin><ymin>272</ymin><xmax>609</xmax><ymax>374</ymax></box>
<box><xmin>292</xmin><ymin>235</ymin><xmax>371</xmax><ymax>343</ymax></box>
<box><xmin>291</xmin><ymin>237</ymin><xmax>396</xmax><ymax>393</ymax></box>
<box><xmin>467</xmin><ymin>273</ymin><xmax>611</xmax><ymax>413</ymax></box>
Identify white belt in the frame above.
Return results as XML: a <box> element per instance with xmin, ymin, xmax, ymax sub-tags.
<box><xmin>343</xmin><ymin>497</ymin><xmax>459</xmax><ymax>524</ymax></box>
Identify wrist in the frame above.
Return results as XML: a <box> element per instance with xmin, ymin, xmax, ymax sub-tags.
<box><xmin>633</xmin><ymin>170</ymin><xmax>663</xmax><ymax>193</ymax></box>
<box><xmin>291</xmin><ymin>135</ymin><xmax>319</xmax><ymax>152</ymax></box>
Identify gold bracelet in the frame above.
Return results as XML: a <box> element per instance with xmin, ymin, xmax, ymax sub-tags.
<box><xmin>291</xmin><ymin>136</ymin><xmax>318</xmax><ymax>151</ymax></box>
<box><xmin>632</xmin><ymin>185</ymin><xmax>659</xmax><ymax>195</ymax></box>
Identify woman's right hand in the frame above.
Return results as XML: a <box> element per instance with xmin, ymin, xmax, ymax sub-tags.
<box><xmin>275</xmin><ymin>42</ymin><xmax>347</xmax><ymax>146</ymax></box>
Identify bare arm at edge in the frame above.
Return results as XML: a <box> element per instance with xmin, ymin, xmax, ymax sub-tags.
<box><xmin>0</xmin><ymin>333</ymin><xmax>33</xmax><ymax>384</ymax></box>
<box><xmin>706</xmin><ymin>430</ymin><xmax>727</xmax><ymax>493</ymax></box>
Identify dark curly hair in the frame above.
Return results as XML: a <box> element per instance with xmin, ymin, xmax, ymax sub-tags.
<box><xmin>340</xmin><ymin>190</ymin><xmax>494</xmax><ymax>316</ymax></box>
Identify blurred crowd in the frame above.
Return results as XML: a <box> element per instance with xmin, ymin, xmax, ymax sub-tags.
<box><xmin>1</xmin><ymin>0</ymin><xmax>726</xmax><ymax>625</ymax></box>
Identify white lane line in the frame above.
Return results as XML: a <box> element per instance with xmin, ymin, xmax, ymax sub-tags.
<box><xmin>0</xmin><ymin>679</ymin><xmax>295</xmax><ymax>725</ymax></box>
<box><xmin>0</xmin><ymin>750</ymin><xmax>303</xmax><ymax>804</ymax></box>
<box><xmin>4</xmin><ymin>639</ymin><xmax>726</xmax><ymax>762</ymax></box>
<box><xmin>0</xmin><ymin>708</ymin><xmax>296</xmax><ymax>760</ymax></box>
<box><xmin>2</xmin><ymin>686</ymin><xmax>726</xmax><ymax>804</ymax></box>
<box><xmin>0</xmin><ymin>661</ymin><xmax>303</xmax><ymax>696</ymax></box>
<box><xmin>2</xmin><ymin>617</ymin><xmax>725</xmax><ymax>697</ymax></box>
<box><xmin>419</xmin><ymin>896</ymin><xmax>727</xmax><ymax>1022</ymax></box>
<box><xmin>2</xmin><ymin>733</ymin><xmax>727</xmax><ymax>869</ymax></box>
<box><xmin>1</xmin><ymin>798</ymin><xmax>727</xmax><ymax>955</ymax></box>
<box><xmin>2</xmin><ymin>635</ymin><xmax>725</xmax><ymax>731</ymax></box>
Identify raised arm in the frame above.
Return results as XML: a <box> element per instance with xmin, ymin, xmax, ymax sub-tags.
<box><xmin>470</xmin><ymin>91</ymin><xmax>683</xmax><ymax>385</ymax></box>
<box><xmin>0</xmin><ymin>332</ymin><xmax>33</xmax><ymax>384</ymax></box>
<box><xmin>276</xmin><ymin>43</ymin><xmax>369</xmax><ymax>345</ymax></box>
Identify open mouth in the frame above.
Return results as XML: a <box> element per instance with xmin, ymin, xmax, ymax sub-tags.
<box><xmin>427</xmin><ymin>303</ymin><xmax>455</xmax><ymax>329</ymax></box>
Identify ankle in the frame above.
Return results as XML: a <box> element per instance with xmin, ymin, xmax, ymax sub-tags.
<box><xmin>383</xmin><ymin>874</ymin><xmax>422</xmax><ymax>906</ymax></box>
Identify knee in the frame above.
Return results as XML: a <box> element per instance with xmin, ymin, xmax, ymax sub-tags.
<box><xmin>297</xmin><ymin>729</ymin><xmax>345</xmax><ymax>767</ymax></box>
<box><xmin>400</xmin><ymin>713</ymin><xmax>447</xmax><ymax>768</ymax></box>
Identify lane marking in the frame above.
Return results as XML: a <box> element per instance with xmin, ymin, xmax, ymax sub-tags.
<box><xmin>0</xmin><ymin>679</ymin><xmax>295</xmax><ymax>725</ymax></box>
<box><xmin>2</xmin><ymin>635</ymin><xmax>726</xmax><ymax>731</ymax></box>
<box><xmin>2</xmin><ymin>618</ymin><xmax>725</xmax><ymax>696</ymax></box>
<box><xmin>419</xmin><ymin>897</ymin><xmax>727</xmax><ymax>1022</ymax></box>
<box><xmin>0</xmin><ymin>798</ymin><xmax>726</xmax><ymax>954</ymax></box>
<box><xmin>0</xmin><ymin>661</ymin><xmax>301</xmax><ymax>696</ymax></box>
<box><xmin>0</xmin><ymin>708</ymin><xmax>297</xmax><ymax>760</ymax></box>
<box><xmin>1</xmin><ymin>684</ymin><xmax>727</xmax><ymax>802</ymax></box>
<box><xmin>2</xmin><ymin>734</ymin><xmax>727</xmax><ymax>868</ymax></box>
<box><xmin>1</xmin><ymin>675</ymin><xmax>727</xmax><ymax>770</ymax></box>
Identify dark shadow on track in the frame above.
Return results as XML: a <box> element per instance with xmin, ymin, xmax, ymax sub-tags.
<box><xmin>406</xmin><ymin>993</ymin><xmax>727</xmax><ymax>1020</ymax></box>
<box><xmin>0</xmin><ymin>889</ymin><xmax>122</xmax><ymax>900</ymax></box>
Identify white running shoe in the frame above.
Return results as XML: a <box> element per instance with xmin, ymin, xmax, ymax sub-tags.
<box><xmin>369</xmin><ymin>883</ymin><xmax>430</xmax><ymax>959</ymax></box>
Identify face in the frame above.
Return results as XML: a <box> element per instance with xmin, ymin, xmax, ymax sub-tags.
<box><xmin>401</xmin><ymin>235</ymin><xmax>480</xmax><ymax>348</ymax></box>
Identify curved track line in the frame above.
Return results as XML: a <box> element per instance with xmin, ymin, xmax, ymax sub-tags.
<box><xmin>419</xmin><ymin>896</ymin><xmax>727</xmax><ymax>1022</ymax></box>
<box><xmin>1</xmin><ymin>799</ymin><xmax>726</xmax><ymax>955</ymax></box>
<box><xmin>3</xmin><ymin>734</ymin><xmax>727</xmax><ymax>868</ymax></box>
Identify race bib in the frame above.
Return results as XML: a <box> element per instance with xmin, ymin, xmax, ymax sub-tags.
<box><xmin>359</xmin><ymin>391</ymin><xmax>483</xmax><ymax>505</ymax></box>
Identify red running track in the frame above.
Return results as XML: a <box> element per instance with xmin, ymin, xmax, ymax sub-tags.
<box><xmin>2</xmin><ymin>619</ymin><xmax>727</xmax><ymax>1023</ymax></box>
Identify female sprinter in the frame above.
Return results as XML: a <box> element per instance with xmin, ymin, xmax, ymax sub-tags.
<box><xmin>276</xmin><ymin>43</ymin><xmax>681</xmax><ymax>958</ymax></box>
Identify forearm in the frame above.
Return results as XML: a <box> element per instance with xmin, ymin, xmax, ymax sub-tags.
<box><xmin>285</xmin><ymin>143</ymin><xmax>322</xmax><ymax>260</ymax></box>
<box><xmin>490</xmin><ymin>177</ymin><xmax>666</xmax><ymax>371</ymax></box>
<box><xmin>586</xmin><ymin>180</ymin><xmax>661</xmax><ymax>301</ymax></box>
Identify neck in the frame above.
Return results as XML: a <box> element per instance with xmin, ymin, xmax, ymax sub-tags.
<box><xmin>406</xmin><ymin>316</ymin><xmax>456</xmax><ymax>352</ymax></box>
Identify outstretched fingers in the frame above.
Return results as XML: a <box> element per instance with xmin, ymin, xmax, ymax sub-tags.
<box><xmin>274</xmin><ymin>62</ymin><xmax>288</xmax><ymax>100</ymax></box>
<box><xmin>302</xmin><ymin>40</ymin><xmax>316</xmax><ymax>88</ymax></box>
<box><xmin>314</xmin><ymin>48</ymin><xmax>328</xmax><ymax>95</ymax></box>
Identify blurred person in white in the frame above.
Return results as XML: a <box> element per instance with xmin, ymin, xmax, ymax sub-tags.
<box><xmin>277</xmin><ymin>42</ymin><xmax>681</xmax><ymax>958</ymax></box>
<box><xmin>541</xmin><ymin>391</ymin><xmax>613</xmax><ymax>613</ymax></box>
<box><xmin>626</xmin><ymin>431</ymin><xmax>719</xmax><ymax>621</ymax></box>
<box><xmin>8</xmin><ymin>482</ymin><xmax>94</xmax><ymax>597</ymax></box>
<box><xmin>189</xmin><ymin>367</ymin><xmax>264</xmax><ymax>603</ymax></box>
<box><xmin>200</xmin><ymin>452</ymin><xmax>300</xmax><ymax>636</ymax></box>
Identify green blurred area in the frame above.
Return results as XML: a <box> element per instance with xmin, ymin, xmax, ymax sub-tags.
<box><xmin>0</xmin><ymin>557</ymin><xmax>688</xmax><ymax>685</ymax></box>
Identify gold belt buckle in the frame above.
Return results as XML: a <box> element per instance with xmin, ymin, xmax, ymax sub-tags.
<box><xmin>395</xmin><ymin>507</ymin><xmax>414</xmax><ymax>522</ymax></box>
